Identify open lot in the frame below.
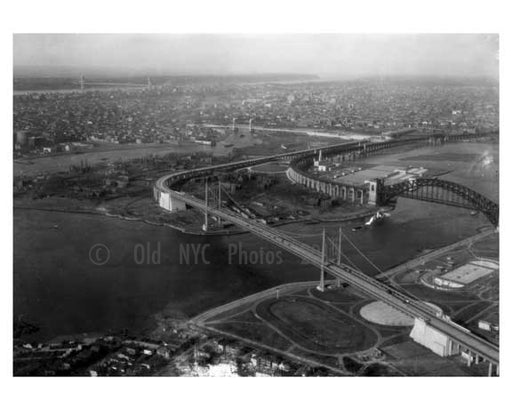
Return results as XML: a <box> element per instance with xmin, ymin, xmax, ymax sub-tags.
<box><xmin>256</xmin><ymin>297</ymin><xmax>379</xmax><ymax>354</ymax></box>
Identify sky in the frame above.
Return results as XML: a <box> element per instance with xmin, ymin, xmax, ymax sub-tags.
<box><xmin>13</xmin><ymin>33</ymin><xmax>499</xmax><ymax>79</ymax></box>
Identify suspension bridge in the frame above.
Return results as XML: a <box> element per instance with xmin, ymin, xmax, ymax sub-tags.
<box><xmin>153</xmin><ymin>134</ymin><xmax>499</xmax><ymax>374</ymax></box>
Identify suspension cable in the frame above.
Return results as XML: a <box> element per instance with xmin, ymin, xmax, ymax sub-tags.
<box><xmin>339</xmin><ymin>229</ymin><xmax>384</xmax><ymax>274</ymax></box>
<box><xmin>325</xmin><ymin>236</ymin><xmax>360</xmax><ymax>271</ymax></box>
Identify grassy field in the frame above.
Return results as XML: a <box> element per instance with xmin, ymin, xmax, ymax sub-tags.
<box><xmin>453</xmin><ymin>301</ymin><xmax>493</xmax><ymax>324</ymax></box>
<box><xmin>380</xmin><ymin>340</ymin><xmax>482</xmax><ymax>376</ymax></box>
<box><xmin>256</xmin><ymin>296</ymin><xmax>378</xmax><ymax>354</ymax></box>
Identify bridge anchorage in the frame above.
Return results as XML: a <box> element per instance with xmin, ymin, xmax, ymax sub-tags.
<box><xmin>371</xmin><ymin>178</ymin><xmax>499</xmax><ymax>227</ymax></box>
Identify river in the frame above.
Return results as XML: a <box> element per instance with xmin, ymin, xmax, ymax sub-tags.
<box><xmin>13</xmin><ymin>141</ymin><xmax>498</xmax><ymax>341</ymax></box>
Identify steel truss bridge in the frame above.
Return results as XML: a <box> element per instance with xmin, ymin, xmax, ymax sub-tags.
<box><xmin>154</xmin><ymin>131</ymin><xmax>499</xmax><ymax>368</ymax></box>
<box><xmin>378</xmin><ymin>178</ymin><xmax>499</xmax><ymax>226</ymax></box>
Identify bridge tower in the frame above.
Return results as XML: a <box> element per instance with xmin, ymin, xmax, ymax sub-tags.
<box><xmin>203</xmin><ymin>179</ymin><xmax>209</xmax><ymax>232</ymax></box>
<box><xmin>217</xmin><ymin>180</ymin><xmax>222</xmax><ymax>227</ymax></box>
<box><xmin>202</xmin><ymin>178</ymin><xmax>223</xmax><ymax>232</ymax></box>
<box><xmin>316</xmin><ymin>227</ymin><xmax>346</xmax><ymax>291</ymax></box>
<box><xmin>317</xmin><ymin>228</ymin><xmax>326</xmax><ymax>292</ymax></box>
<box><xmin>336</xmin><ymin>227</ymin><xmax>342</xmax><ymax>288</ymax></box>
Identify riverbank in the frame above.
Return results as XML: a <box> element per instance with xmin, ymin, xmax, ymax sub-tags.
<box><xmin>375</xmin><ymin>227</ymin><xmax>497</xmax><ymax>280</ymax></box>
<box><xmin>14</xmin><ymin>194</ymin><xmax>383</xmax><ymax>236</ymax></box>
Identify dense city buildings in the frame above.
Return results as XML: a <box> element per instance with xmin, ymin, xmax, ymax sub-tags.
<box><xmin>13</xmin><ymin>76</ymin><xmax>498</xmax><ymax>156</ymax></box>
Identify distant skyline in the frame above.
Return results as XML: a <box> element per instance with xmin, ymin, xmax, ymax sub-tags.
<box><xmin>13</xmin><ymin>34</ymin><xmax>499</xmax><ymax>79</ymax></box>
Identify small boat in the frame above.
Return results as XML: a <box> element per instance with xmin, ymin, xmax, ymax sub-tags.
<box><xmin>470</xmin><ymin>210</ymin><xmax>478</xmax><ymax>216</ymax></box>
<box><xmin>365</xmin><ymin>210</ymin><xmax>390</xmax><ymax>226</ymax></box>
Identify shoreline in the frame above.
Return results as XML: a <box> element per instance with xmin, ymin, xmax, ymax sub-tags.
<box><xmin>191</xmin><ymin>280</ymin><xmax>337</xmax><ymax>325</ymax></box>
<box><xmin>14</xmin><ymin>203</ymin><xmax>497</xmax><ymax>346</ymax></box>
<box><xmin>375</xmin><ymin>226</ymin><xmax>497</xmax><ymax>280</ymax></box>
<box><xmin>190</xmin><ymin>226</ymin><xmax>498</xmax><ymax>329</ymax></box>
<box><xmin>14</xmin><ymin>201</ymin><xmax>382</xmax><ymax>236</ymax></box>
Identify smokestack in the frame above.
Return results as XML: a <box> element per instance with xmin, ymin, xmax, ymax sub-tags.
<box><xmin>249</xmin><ymin>118</ymin><xmax>253</xmax><ymax>132</ymax></box>
<box><xmin>80</xmin><ymin>74</ymin><xmax>85</xmax><ymax>92</ymax></box>
<box><xmin>232</xmin><ymin>118</ymin><xmax>236</xmax><ymax>131</ymax></box>
<box><xmin>319</xmin><ymin>150</ymin><xmax>322</xmax><ymax>162</ymax></box>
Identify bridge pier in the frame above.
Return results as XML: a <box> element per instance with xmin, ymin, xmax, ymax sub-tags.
<box><xmin>466</xmin><ymin>351</ymin><xmax>473</xmax><ymax>367</ymax></box>
<box><xmin>487</xmin><ymin>362</ymin><xmax>499</xmax><ymax>376</ymax></box>
<box><xmin>448</xmin><ymin>339</ymin><xmax>461</xmax><ymax>355</ymax></box>
<box><xmin>357</xmin><ymin>189</ymin><xmax>364</xmax><ymax>205</ymax></box>
<box><xmin>349</xmin><ymin>187</ymin><xmax>355</xmax><ymax>203</ymax></box>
